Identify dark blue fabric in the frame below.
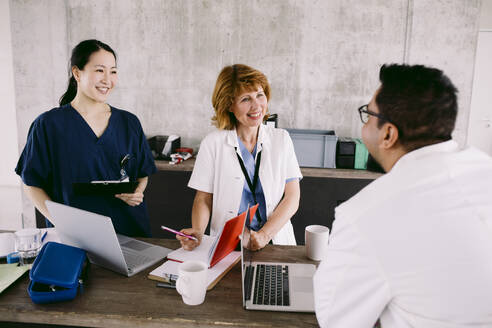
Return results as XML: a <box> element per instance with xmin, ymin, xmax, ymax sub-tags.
<box><xmin>15</xmin><ymin>104</ymin><xmax>157</xmax><ymax>237</ymax></box>
<box><xmin>236</xmin><ymin>138</ymin><xmax>267</xmax><ymax>231</ymax></box>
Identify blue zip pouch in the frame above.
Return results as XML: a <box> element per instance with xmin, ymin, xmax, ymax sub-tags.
<box><xmin>28</xmin><ymin>242</ymin><xmax>88</xmax><ymax>304</ymax></box>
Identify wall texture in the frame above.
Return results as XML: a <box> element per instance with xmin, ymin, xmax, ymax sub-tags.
<box><xmin>480</xmin><ymin>0</ymin><xmax>492</xmax><ymax>29</ymax></box>
<box><xmin>9</xmin><ymin>0</ymin><xmax>481</xmax><ymax>226</ymax></box>
<box><xmin>0</xmin><ymin>0</ymin><xmax>22</xmax><ymax>231</ymax></box>
<box><xmin>11</xmin><ymin>0</ymin><xmax>481</xmax><ymax>148</ymax></box>
<box><xmin>1</xmin><ymin>0</ymin><xmax>19</xmax><ymax>186</ymax></box>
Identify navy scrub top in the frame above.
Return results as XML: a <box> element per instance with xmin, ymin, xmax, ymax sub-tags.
<box><xmin>15</xmin><ymin>104</ymin><xmax>157</xmax><ymax>237</ymax></box>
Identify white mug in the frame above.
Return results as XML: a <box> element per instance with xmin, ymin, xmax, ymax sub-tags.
<box><xmin>176</xmin><ymin>261</ymin><xmax>208</xmax><ymax>305</ymax></box>
<box><xmin>305</xmin><ymin>225</ymin><xmax>330</xmax><ymax>261</ymax></box>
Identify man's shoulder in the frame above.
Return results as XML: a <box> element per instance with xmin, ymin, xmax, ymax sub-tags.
<box><xmin>336</xmin><ymin>143</ymin><xmax>492</xmax><ymax>225</ymax></box>
<box><xmin>335</xmin><ymin>172</ymin><xmax>393</xmax><ymax>224</ymax></box>
<box><xmin>455</xmin><ymin>146</ymin><xmax>492</xmax><ymax>165</ymax></box>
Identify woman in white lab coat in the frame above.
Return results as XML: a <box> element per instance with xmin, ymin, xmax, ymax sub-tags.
<box><xmin>178</xmin><ymin>64</ymin><xmax>302</xmax><ymax>251</ymax></box>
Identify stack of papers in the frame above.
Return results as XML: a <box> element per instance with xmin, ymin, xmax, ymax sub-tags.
<box><xmin>148</xmin><ymin>251</ymin><xmax>240</xmax><ymax>290</ymax></box>
<box><xmin>165</xmin><ymin>235</ymin><xmax>221</xmax><ymax>266</ymax></box>
<box><xmin>0</xmin><ymin>228</ymin><xmax>60</xmax><ymax>294</ymax></box>
<box><xmin>0</xmin><ymin>263</ymin><xmax>30</xmax><ymax>294</ymax></box>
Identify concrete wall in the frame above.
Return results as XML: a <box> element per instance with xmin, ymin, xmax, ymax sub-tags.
<box><xmin>11</xmin><ymin>0</ymin><xmax>481</xmax><ymax>150</ymax></box>
<box><xmin>467</xmin><ymin>0</ymin><xmax>492</xmax><ymax>155</ymax></box>
<box><xmin>0</xmin><ymin>0</ymin><xmax>22</xmax><ymax>230</ymax></box>
<box><xmin>1</xmin><ymin>0</ymin><xmax>19</xmax><ymax>186</ymax></box>
<box><xmin>9</xmin><ymin>0</ymin><xmax>482</xmax><ymax>226</ymax></box>
<box><xmin>480</xmin><ymin>0</ymin><xmax>492</xmax><ymax>29</ymax></box>
<box><xmin>407</xmin><ymin>0</ymin><xmax>481</xmax><ymax>143</ymax></box>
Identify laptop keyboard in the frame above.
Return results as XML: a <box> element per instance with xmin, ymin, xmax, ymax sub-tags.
<box><xmin>122</xmin><ymin>249</ymin><xmax>153</xmax><ymax>269</ymax></box>
<box><xmin>245</xmin><ymin>265</ymin><xmax>254</xmax><ymax>301</ymax></box>
<box><xmin>251</xmin><ymin>264</ymin><xmax>290</xmax><ymax>306</ymax></box>
<box><xmin>121</xmin><ymin>239</ymin><xmax>152</xmax><ymax>252</ymax></box>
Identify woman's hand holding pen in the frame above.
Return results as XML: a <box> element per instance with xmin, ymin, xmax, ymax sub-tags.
<box><xmin>115</xmin><ymin>191</ymin><xmax>144</xmax><ymax>206</ymax></box>
<box><xmin>177</xmin><ymin>228</ymin><xmax>202</xmax><ymax>251</ymax></box>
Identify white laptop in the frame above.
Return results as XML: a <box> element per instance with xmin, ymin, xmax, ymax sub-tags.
<box><xmin>240</xmin><ymin>220</ymin><xmax>316</xmax><ymax>312</ymax></box>
<box><xmin>45</xmin><ymin>200</ymin><xmax>171</xmax><ymax>277</ymax></box>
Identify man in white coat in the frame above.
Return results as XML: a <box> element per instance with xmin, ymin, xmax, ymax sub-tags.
<box><xmin>314</xmin><ymin>64</ymin><xmax>492</xmax><ymax>328</ymax></box>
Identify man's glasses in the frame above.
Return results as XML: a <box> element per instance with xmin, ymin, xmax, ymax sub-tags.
<box><xmin>358</xmin><ymin>104</ymin><xmax>389</xmax><ymax>124</ymax></box>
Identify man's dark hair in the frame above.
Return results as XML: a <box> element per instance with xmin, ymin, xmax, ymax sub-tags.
<box><xmin>376</xmin><ymin>64</ymin><xmax>458</xmax><ymax>151</ymax></box>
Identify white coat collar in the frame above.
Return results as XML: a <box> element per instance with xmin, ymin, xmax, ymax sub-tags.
<box><xmin>226</xmin><ymin>124</ymin><xmax>268</xmax><ymax>153</ymax></box>
<box><xmin>391</xmin><ymin>139</ymin><xmax>459</xmax><ymax>172</ymax></box>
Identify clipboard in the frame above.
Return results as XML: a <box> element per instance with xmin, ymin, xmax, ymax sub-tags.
<box><xmin>72</xmin><ymin>181</ymin><xmax>139</xmax><ymax>196</ymax></box>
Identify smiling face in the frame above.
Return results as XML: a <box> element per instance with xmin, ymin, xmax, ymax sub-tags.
<box><xmin>230</xmin><ymin>86</ymin><xmax>268</xmax><ymax>130</ymax></box>
<box><xmin>73</xmin><ymin>49</ymin><xmax>117</xmax><ymax>104</ymax></box>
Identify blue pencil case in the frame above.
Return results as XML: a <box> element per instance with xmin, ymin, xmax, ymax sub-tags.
<box><xmin>28</xmin><ymin>242</ymin><xmax>88</xmax><ymax>304</ymax></box>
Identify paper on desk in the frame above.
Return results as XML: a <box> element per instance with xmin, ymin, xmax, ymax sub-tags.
<box><xmin>40</xmin><ymin>228</ymin><xmax>60</xmax><ymax>245</ymax></box>
<box><xmin>0</xmin><ymin>263</ymin><xmax>30</xmax><ymax>294</ymax></box>
<box><xmin>166</xmin><ymin>235</ymin><xmax>219</xmax><ymax>265</ymax></box>
<box><xmin>149</xmin><ymin>251</ymin><xmax>240</xmax><ymax>290</ymax></box>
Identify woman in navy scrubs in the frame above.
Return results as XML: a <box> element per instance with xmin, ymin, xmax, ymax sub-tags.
<box><xmin>16</xmin><ymin>39</ymin><xmax>156</xmax><ymax>237</ymax></box>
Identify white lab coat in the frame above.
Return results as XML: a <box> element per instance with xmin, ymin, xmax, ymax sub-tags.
<box><xmin>188</xmin><ymin>124</ymin><xmax>302</xmax><ymax>244</ymax></box>
<box><xmin>314</xmin><ymin>140</ymin><xmax>492</xmax><ymax>328</ymax></box>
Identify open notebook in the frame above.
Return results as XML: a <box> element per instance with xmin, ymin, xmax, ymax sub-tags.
<box><xmin>166</xmin><ymin>204</ymin><xmax>258</xmax><ymax>268</ymax></box>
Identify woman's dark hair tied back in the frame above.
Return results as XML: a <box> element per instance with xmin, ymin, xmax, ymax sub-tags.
<box><xmin>59</xmin><ymin>39</ymin><xmax>117</xmax><ymax>106</ymax></box>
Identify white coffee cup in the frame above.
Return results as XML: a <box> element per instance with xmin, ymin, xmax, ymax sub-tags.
<box><xmin>305</xmin><ymin>225</ymin><xmax>330</xmax><ymax>261</ymax></box>
<box><xmin>14</xmin><ymin>228</ymin><xmax>42</xmax><ymax>266</ymax></box>
<box><xmin>176</xmin><ymin>260</ymin><xmax>208</xmax><ymax>305</ymax></box>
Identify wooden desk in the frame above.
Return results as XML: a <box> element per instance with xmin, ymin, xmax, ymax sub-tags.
<box><xmin>155</xmin><ymin>158</ymin><xmax>382</xmax><ymax>180</ymax></box>
<box><xmin>0</xmin><ymin>239</ymin><xmax>319</xmax><ymax>327</ymax></box>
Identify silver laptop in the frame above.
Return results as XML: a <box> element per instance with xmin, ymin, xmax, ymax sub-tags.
<box><xmin>45</xmin><ymin>200</ymin><xmax>171</xmax><ymax>277</ymax></box>
<box><xmin>240</xmin><ymin>225</ymin><xmax>316</xmax><ymax>312</ymax></box>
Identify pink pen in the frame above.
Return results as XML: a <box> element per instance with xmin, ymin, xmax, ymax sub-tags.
<box><xmin>160</xmin><ymin>225</ymin><xmax>198</xmax><ymax>241</ymax></box>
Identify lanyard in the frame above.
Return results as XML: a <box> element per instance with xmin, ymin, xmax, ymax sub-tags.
<box><xmin>235</xmin><ymin>148</ymin><xmax>263</xmax><ymax>224</ymax></box>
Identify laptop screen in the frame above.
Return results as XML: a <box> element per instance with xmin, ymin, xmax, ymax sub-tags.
<box><xmin>240</xmin><ymin>204</ymin><xmax>259</xmax><ymax>306</ymax></box>
<box><xmin>241</xmin><ymin>226</ymin><xmax>253</xmax><ymax>306</ymax></box>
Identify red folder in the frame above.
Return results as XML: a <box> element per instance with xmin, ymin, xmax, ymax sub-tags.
<box><xmin>166</xmin><ymin>204</ymin><xmax>259</xmax><ymax>268</ymax></box>
<box><xmin>209</xmin><ymin>204</ymin><xmax>258</xmax><ymax>267</ymax></box>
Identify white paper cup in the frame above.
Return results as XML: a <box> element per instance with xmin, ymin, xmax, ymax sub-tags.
<box><xmin>176</xmin><ymin>261</ymin><xmax>207</xmax><ymax>305</ymax></box>
<box><xmin>305</xmin><ymin>225</ymin><xmax>330</xmax><ymax>261</ymax></box>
